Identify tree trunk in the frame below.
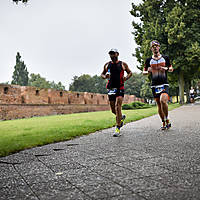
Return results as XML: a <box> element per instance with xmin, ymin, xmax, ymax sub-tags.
<box><xmin>185</xmin><ymin>81</ymin><xmax>190</xmax><ymax>104</ymax></box>
<box><xmin>176</xmin><ymin>88</ymin><xmax>179</xmax><ymax>103</ymax></box>
<box><xmin>178</xmin><ymin>70</ymin><xmax>185</xmax><ymax>104</ymax></box>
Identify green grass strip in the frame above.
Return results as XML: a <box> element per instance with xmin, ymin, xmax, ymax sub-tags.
<box><xmin>0</xmin><ymin>103</ymin><xmax>180</xmax><ymax>157</ymax></box>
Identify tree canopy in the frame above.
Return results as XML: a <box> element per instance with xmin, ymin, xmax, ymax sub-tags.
<box><xmin>130</xmin><ymin>0</ymin><xmax>200</xmax><ymax>103</ymax></box>
<box><xmin>11</xmin><ymin>52</ymin><xmax>29</xmax><ymax>86</ymax></box>
<box><xmin>10</xmin><ymin>52</ymin><xmax>65</xmax><ymax>90</ymax></box>
<box><xmin>69</xmin><ymin>74</ymin><xmax>107</xmax><ymax>94</ymax></box>
<box><xmin>28</xmin><ymin>73</ymin><xmax>65</xmax><ymax>90</ymax></box>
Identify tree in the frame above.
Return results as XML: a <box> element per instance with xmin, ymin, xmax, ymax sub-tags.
<box><xmin>69</xmin><ymin>74</ymin><xmax>107</xmax><ymax>94</ymax></box>
<box><xmin>69</xmin><ymin>74</ymin><xmax>92</xmax><ymax>92</ymax></box>
<box><xmin>0</xmin><ymin>82</ymin><xmax>9</xmax><ymax>84</ymax></box>
<box><xmin>28</xmin><ymin>73</ymin><xmax>51</xmax><ymax>89</ymax></box>
<box><xmin>11</xmin><ymin>52</ymin><xmax>29</xmax><ymax>86</ymax></box>
<box><xmin>90</xmin><ymin>75</ymin><xmax>108</xmax><ymax>94</ymax></box>
<box><xmin>130</xmin><ymin>0</ymin><xmax>200</xmax><ymax>104</ymax></box>
<box><xmin>28</xmin><ymin>73</ymin><xmax>65</xmax><ymax>90</ymax></box>
<box><xmin>165</xmin><ymin>2</ymin><xmax>200</xmax><ymax>103</ymax></box>
<box><xmin>124</xmin><ymin>72</ymin><xmax>145</xmax><ymax>97</ymax></box>
<box><xmin>140</xmin><ymin>81</ymin><xmax>153</xmax><ymax>102</ymax></box>
<box><xmin>49</xmin><ymin>81</ymin><xmax>65</xmax><ymax>90</ymax></box>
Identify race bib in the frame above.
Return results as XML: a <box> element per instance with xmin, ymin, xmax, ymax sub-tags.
<box><xmin>108</xmin><ymin>88</ymin><xmax>117</xmax><ymax>95</ymax></box>
<box><xmin>155</xmin><ymin>85</ymin><xmax>165</xmax><ymax>94</ymax></box>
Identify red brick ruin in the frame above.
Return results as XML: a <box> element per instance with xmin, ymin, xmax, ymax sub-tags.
<box><xmin>0</xmin><ymin>84</ymin><xmax>143</xmax><ymax>120</ymax></box>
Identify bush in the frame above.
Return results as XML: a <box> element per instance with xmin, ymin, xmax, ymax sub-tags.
<box><xmin>122</xmin><ymin>101</ymin><xmax>152</xmax><ymax>110</ymax></box>
<box><xmin>121</xmin><ymin>104</ymin><xmax>133</xmax><ymax>110</ymax></box>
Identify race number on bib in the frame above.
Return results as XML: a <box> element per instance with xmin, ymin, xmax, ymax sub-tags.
<box><xmin>155</xmin><ymin>85</ymin><xmax>165</xmax><ymax>94</ymax></box>
<box><xmin>108</xmin><ymin>88</ymin><xmax>117</xmax><ymax>95</ymax></box>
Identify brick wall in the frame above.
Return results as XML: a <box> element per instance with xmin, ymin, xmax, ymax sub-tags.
<box><xmin>0</xmin><ymin>104</ymin><xmax>110</xmax><ymax>120</ymax></box>
<box><xmin>0</xmin><ymin>84</ymin><xmax>144</xmax><ymax>120</ymax></box>
<box><xmin>0</xmin><ymin>84</ymin><xmax>21</xmax><ymax>104</ymax></box>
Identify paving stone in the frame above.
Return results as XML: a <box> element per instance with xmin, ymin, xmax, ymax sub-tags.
<box><xmin>0</xmin><ymin>185</ymin><xmax>37</xmax><ymax>200</ymax></box>
<box><xmin>108</xmin><ymin>193</ymin><xmax>146</xmax><ymax>200</ymax></box>
<box><xmin>31</xmin><ymin>184</ymin><xmax>91</xmax><ymax>200</ymax></box>
<box><xmin>22</xmin><ymin>170</ymin><xmax>57</xmax><ymax>185</ymax></box>
<box><xmin>149</xmin><ymin>172</ymin><xmax>200</xmax><ymax>189</ymax></box>
<box><xmin>82</xmin><ymin>181</ymin><xmax>132</xmax><ymax>199</ymax></box>
<box><xmin>0</xmin><ymin>176</ymin><xmax>27</xmax><ymax>189</ymax></box>
<box><xmin>0</xmin><ymin>163</ymin><xmax>18</xmax><ymax>179</ymax></box>
<box><xmin>14</xmin><ymin>161</ymin><xmax>52</xmax><ymax>176</ymax></box>
<box><xmin>69</xmin><ymin>172</ymin><xmax>111</xmax><ymax>188</ymax></box>
<box><xmin>0</xmin><ymin>152</ymin><xmax>37</xmax><ymax>164</ymax></box>
<box><xmin>48</xmin><ymin>162</ymin><xmax>85</xmax><ymax>173</ymax></box>
<box><xmin>139</xmin><ymin>187</ymin><xmax>200</xmax><ymax>200</ymax></box>
<box><xmin>116</xmin><ymin>160</ymin><xmax>170</xmax><ymax>177</ymax></box>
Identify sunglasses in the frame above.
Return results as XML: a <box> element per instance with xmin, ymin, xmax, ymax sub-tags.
<box><xmin>152</xmin><ymin>45</ymin><xmax>160</xmax><ymax>48</ymax></box>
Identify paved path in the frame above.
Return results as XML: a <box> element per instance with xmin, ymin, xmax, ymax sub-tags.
<box><xmin>1</xmin><ymin>103</ymin><xmax>200</xmax><ymax>200</ymax></box>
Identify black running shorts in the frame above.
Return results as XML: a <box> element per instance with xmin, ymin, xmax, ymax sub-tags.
<box><xmin>152</xmin><ymin>85</ymin><xmax>169</xmax><ymax>98</ymax></box>
<box><xmin>108</xmin><ymin>89</ymin><xmax>124</xmax><ymax>101</ymax></box>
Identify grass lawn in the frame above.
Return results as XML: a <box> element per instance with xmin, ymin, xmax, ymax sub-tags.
<box><xmin>0</xmin><ymin>103</ymin><xmax>180</xmax><ymax>157</ymax></box>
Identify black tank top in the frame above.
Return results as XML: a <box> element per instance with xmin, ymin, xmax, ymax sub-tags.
<box><xmin>107</xmin><ymin>61</ymin><xmax>124</xmax><ymax>89</ymax></box>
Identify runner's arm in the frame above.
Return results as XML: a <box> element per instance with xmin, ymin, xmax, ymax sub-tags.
<box><xmin>143</xmin><ymin>58</ymin><xmax>151</xmax><ymax>75</ymax></box>
<box><xmin>161</xmin><ymin>66</ymin><xmax>173</xmax><ymax>72</ymax></box>
<box><xmin>122</xmin><ymin>62</ymin><xmax>132</xmax><ymax>81</ymax></box>
<box><xmin>101</xmin><ymin>62</ymin><xmax>109</xmax><ymax>79</ymax></box>
<box><xmin>162</xmin><ymin>56</ymin><xmax>173</xmax><ymax>72</ymax></box>
<box><xmin>143</xmin><ymin>69</ymin><xmax>150</xmax><ymax>75</ymax></box>
<box><xmin>168</xmin><ymin>65</ymin><xmax>173</xmax><ymax>72</ymax></box>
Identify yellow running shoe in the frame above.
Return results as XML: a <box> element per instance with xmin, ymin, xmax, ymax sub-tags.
<box><xmin>113</xmin><ymin>127</ymin><xmax>120</xmax><ymax>137</ymax></box>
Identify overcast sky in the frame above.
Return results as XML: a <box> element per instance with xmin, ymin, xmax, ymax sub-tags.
<box><xmin>0</xmin><ymin>0</ymin><xmax>141</xmax><ymax>89</ymax></box>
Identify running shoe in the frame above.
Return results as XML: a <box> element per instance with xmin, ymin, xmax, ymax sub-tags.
<box><xmin>166</xmin><ymin>119</ymin><xmax>171</xmax><ymax>129</ymax></box>
<box><xmin>120</xmin><ymin>114</ymin><xmax>126</xmax><ymax>128</ymax></box>
<box><xmin>113</xmin><ymin>127</ymin><xmax>120</xmax><ymax>137</ymax></box>
<box><xmin>161</xmin><ymin>120</ymin><xmax>166</xmax><ymax>130</ymax></box>
<box><xmin>161</xmin><ymin>126</ymin><xmax>166</xmax><ymax>130</ymax></box>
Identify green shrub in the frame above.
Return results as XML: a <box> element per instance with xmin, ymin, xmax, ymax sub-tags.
<box><xmin>122</xmin><ymin>101</ymin><xmax>152</xmax><ymax>110</ymax></box>
<box><xmin>121</xmin><ymin>104</ymin><xmax>133</xmax><ymax>110</ymax></box>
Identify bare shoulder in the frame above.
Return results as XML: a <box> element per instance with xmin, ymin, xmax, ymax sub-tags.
<box><xmin>122</xmin><ymin>61</ymin><xmax>130</xmax><ymax>70</ymax></box>
<box><xmin>104</xmin><ymin>61</ymin><xmax>110</xmax><ymax>68</ymax></box>
<box><xmin>122</xmin><ymin>61</ymin><xmax>128</xmax><ymax>67</ymax></box>
<box><xmin>102</xmin><ymin>62</ymin><xmax>110</xmax><ymax>75</ymax></box>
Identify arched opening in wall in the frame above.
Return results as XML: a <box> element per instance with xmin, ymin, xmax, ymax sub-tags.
<box><xmin>68</xmin><ymin>98</ymin><xmax>71</xmax><ymax>104</ymax></box>
<box><xmin>91</xmin><ymin>95</ymin><xmax>93</xmax><ymax>99</ymax></box>
<box><xmin>102</xmin><ymin>95</ymin><xmax>105</xmax><ymax>100</ymax></box>
<box><xmin>60</xmin><ymin>91</ymin><xmax>63</xmax><ymax>97</ymax></box>
<box><xmin>77</xmin><ymin>93</ymin><xmax>79</xmax><ymax>98</ymax></box>
<box><xmin>21</xmin><ymin>96</ymin><xmax>25</xmax><ymax>104</ymax></box>
<box><xmin>48</xmin><ymin>97</ymin><xmax>51</xmax><ymax>104</ymax></box>
<box><xmin>4</xmin><ymin>87</ymin><xmax>8</xmax><ymax>94</ymax></box>
<box><xmin>35</xmin><ymin>90</ymin><xmax>39</xmax><ymax>96</ymax></box>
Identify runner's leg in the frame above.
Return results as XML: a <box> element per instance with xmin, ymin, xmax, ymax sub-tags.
<box><xmin>109</xmin><ymin>100</ymin><xmax>116</xmax><ymax>115</ymax></box>
<box><xmin>160</xmin><ymin>93</ymin><xmax>169</xmax><ymax>120</ymax></box>
<box><xmin>155</xmin><ymin>97</ymin><xmax>164</xmax><ymax>121</ymax></box>
<box><xmin>116</xmin><ymin>96</ymin><xmax>123</xmax><ymax>127</ymax></box>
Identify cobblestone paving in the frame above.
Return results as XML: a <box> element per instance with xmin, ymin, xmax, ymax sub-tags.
<box><xmin>1</xmin><ymin>104</ymin><xmax>200</xmax><ymax>200</ymax></box>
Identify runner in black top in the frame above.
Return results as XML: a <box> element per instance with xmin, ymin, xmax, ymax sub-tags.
<box><xmin>143</xmin><ymin>40</ymin><xmax>173</xmax><ymax>130</ymax></box>
<box><xmin>101</xmin><ymin>48</ymin><xmax>132</xmax><ymax>136</ymax></box>
<box><xmin>189</xmin><ymin>87</ymin><xmax>195</xmax><ymax>103</ymax></box>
